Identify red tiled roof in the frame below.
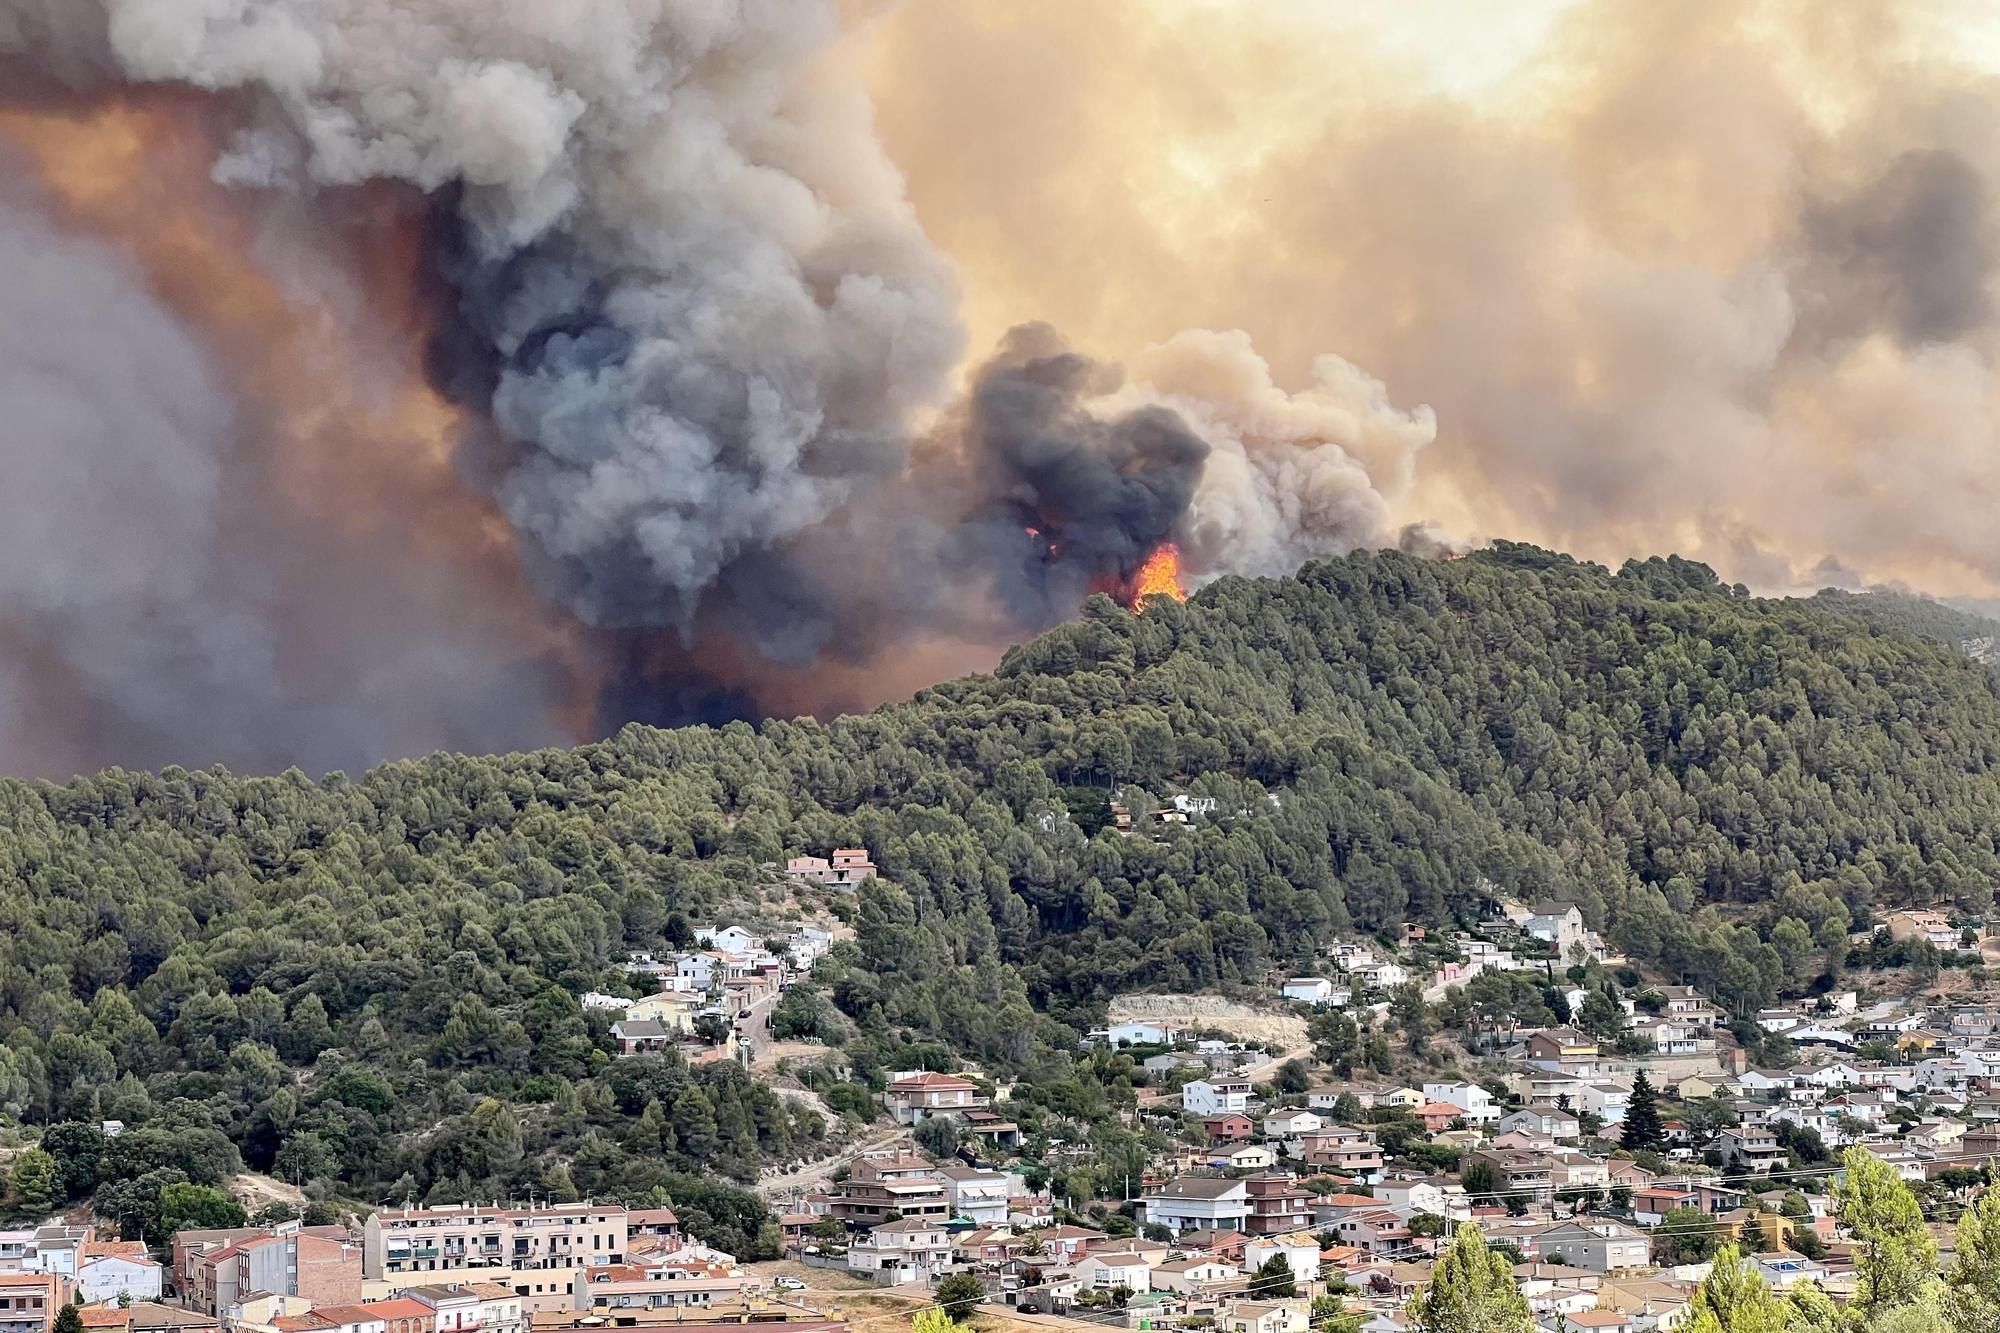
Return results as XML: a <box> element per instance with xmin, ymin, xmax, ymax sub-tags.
<box><xmin>359</xmin><ymin>1300</ymin><xmax>433</xmax><ymax>1319</ymax></box>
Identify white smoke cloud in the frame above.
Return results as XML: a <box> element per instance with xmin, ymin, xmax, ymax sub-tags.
<box><xmin>1112</xmin><ymin>329</ymin><xmax>1437</xmax><ymax>579</ymax></box>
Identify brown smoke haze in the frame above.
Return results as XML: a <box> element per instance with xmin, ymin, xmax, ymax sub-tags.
<box><xmin>868</xmin><ymin>0</ymin><xmax>2000</xmax><ymax>596</ymax></box>
<box><xmin>1</xmin><ymin>0</ymin><xmax>1998</xmax><ymax>776</ymax></box>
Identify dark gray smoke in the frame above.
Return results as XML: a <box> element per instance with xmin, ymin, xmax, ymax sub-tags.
<box><xmin>1800</xmin><ymin>148</ymin><xmax>1995</xmax><ymax>348</ymax></box>
<box><xmin>0</xmin><ymin>0</ymin><xmax>1431</xmax><ymax>772</ymax></box>
<box><xmin>0</xmin><ymin>173</ymin><xmax>568</xmax><ymax>777</ymax></box>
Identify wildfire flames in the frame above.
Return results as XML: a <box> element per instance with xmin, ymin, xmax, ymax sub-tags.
<box><xmin>1086</xmin><ymin>542</ymin><xmax>1188</xmax><ymax>611</ymax></box>
<box><xmin>1131</xmin><ymin>543</ymin><xmax>1188</xmax><ymax>610</ymax></box>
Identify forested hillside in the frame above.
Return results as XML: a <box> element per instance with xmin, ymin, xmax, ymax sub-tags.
<box><xmin>5</xmin><ymin>543</ymin><xmax>2000</xmax><ymax>1233</ymax></box>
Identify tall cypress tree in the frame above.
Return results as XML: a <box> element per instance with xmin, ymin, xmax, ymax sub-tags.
<box><xmin>1621</xmin><ymin>1069</ymin><xmax>1665</xmax><ymax>1152</ymax></box>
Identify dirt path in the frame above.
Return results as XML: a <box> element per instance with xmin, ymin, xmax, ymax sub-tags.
<box><xmin>757</xmin><ymin>1125</ymin><xmax>911</xmax><ymax>1199</ymax></box>
<box><xmin>1107</xmin><ymin>993</ymin><xmax>1311</xmax><ymax>1050</ymax></box>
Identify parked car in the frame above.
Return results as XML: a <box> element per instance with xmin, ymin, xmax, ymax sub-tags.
<box><xmin>776</xmin><ymin>1276</ymin><xmax>808</xmax><ymax>1291</ymax></box>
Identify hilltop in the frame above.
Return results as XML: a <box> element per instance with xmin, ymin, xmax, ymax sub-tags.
<box><xmin>6</xmin><ymin>544</ymin><xmax>2000</xmax><ymax>1232</ymax></box>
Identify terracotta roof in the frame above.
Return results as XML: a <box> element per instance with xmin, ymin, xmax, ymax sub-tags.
<box><xmin>85</xmin><ymin>1241</ymin><xmax>153</xmax><ymax>1262</ymax></box>
<box><xmin>887</xmin><ymin>1072</ymin><xmax>976</xmax><ymax>1091</ymax></box>
<box><xmin>81</xmin><ymin>1313</ymin><xmax>134</xmax><ymax>1330</ymax></box>
<box><xmin>359</xmin><ymin>1300</ymin><xmax>434</xmax><ymax>1319</ymax></box>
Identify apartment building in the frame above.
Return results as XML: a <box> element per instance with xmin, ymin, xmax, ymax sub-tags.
<box><xmin>0</xmin><ymin>1274</ymin><xmax>71</xmax><ymax>1333</ymax></box>
<box><xmin>574</xmin><ymin>1257</ymin><xmax>749</xmax><ymax>1313</ymax></box>
<box><xmin>361</xmin><ymin>1204</ymin><xmax>628</xmax><ymax>1311</ymax></box>
<box><xmin>176</xmin><ymin>1225</ymin><xmax>361</xmax><ymax>1316</ymax></box>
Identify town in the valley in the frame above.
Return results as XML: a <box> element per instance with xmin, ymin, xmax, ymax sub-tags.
<box><xmin>4</xmin><ymin>846</ymin><xmax>1995</xmax><ymax>1333</ymax></box>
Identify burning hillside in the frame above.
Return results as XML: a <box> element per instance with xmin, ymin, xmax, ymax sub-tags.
<box><xmin>0</xmin><ymin>2</ymin><xmax>1433</xmax><ymax>774</ymax></box>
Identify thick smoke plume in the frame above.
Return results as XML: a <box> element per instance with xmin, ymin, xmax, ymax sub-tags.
<box><xmin>0</xmin><ymin>0</ymin><xmax>1429</xmax><ymax>775</ymax></box>
<box><xmin>866</xmin><ymin>0</ymin><xmax>2000</xmax><ymax>599</ymax></box>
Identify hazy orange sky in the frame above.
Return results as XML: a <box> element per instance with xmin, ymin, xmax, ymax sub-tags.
<box><xmin>865</xmin><ymin>0</ymin><xmax>2000</xmax><ymax>596</ymax></box>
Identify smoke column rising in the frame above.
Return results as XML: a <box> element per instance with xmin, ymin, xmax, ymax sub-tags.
<box><xmin>0</xmin><ymin>0</ymin><xmax>1431</xmax><ymax>775</ymax></box>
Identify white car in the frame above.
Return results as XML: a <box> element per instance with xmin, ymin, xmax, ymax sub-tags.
<box><xmin>775</xmin><ymin>1276</ymin><xmax>808</xmax><ymax>1291</ymax></box>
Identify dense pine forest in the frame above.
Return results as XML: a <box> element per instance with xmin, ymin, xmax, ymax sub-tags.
<box><xmin>6</xmin><ymin>543</ymin><xmax>2000</xmax><ymax>1240</ymax></box>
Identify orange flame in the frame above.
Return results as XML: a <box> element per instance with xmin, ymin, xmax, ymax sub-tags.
<box><xmin>1129</xmin><ymin>542</ymin><xmax>1187</xmax><ymax>611</ymax></box>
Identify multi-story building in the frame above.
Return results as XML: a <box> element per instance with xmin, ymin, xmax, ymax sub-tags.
<box><xmin>1719</xmin><ymin>1128</ymin><xmax>1786</xmax><ymax>1175</ymax></box>
<box><xmin>881</xmin><ymin>1073</ymin><xmax>984</xmax><ymax>1126</ymax></box>
<box><xmin>361</xmin><ymin>1204</ymin><xmax>629</xmax><ymax>1311</ymax></box>
<box><xmin>574</xmin><ymin>1257</ymin><xmax>749</xmax><ymax>1312</ymax></box>
<box><xmin>825</xmin><ymin>1153</ymin><xmax>950</xmax><ymax>1226</ymax></box>
<box><xmin>845</xmin><ymin>1220</ymin><xmax>951</xmax><ymax>1283</ymax></box>
<box><xmin>177</xmin><ymin>1225</ymin><xmax>361</xmax><ymax>1316</ymax></box>
<box><xmin>1242</xmin><ymin>1176</ymin><xmax>1312</xmax><ymax>1237</ymax></box>
<box><xmin>938</xmin><ymin>1168</ymin><xmax>1011</xmax><ymax>1227</ymax></box>
<box><xmin>1183</xmin><ymin>1080</ymin><xmax>1254</xmax><ymax>1117</ymax></box>
<box><xmin>0</xmin><ymin>1274</ymin><xmax>71</xmax><ymax>1333</ymax></box>
<box><xmin>1291</xmin><ymin>1128</ymin><xmax>1383</xmax><ymax>1181</ymax></box>
<box><xmin>1421</xmin><ymin>1082</ymin><xmax>1499</xmax><ymax>1125</ymax></box>
<box><xmin>1139</xmin><ymin>1178</ymin><xmax>1250</xmax><ymax>1235</ymax></box>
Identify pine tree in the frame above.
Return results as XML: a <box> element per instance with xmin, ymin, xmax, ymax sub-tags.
<box><xmin>1683</xmin><ymin>1245</ymin><xmax>1789</xmax><ymax>1333</ymax></box>
<box><xmin>1408</xmin><ymin>1224</ymin><xmax>1533</xmax><ymax>1333</ymax></box>
<box><xmin>1838</xmin><ymin>1147</ymin><xmax>1938</xmax><ymax>1313</ymax></box>
<box><xmin>53</xmin><ymin>1304</ymin><xmax>83</xmax><ymax>1333</ymax></box>
<box><xmin>1620</xmin><ymin>1070</ymin><xmax>1664</xmax><ymax>1153</ymax></box>
<box><xmin>1945</xmin><ymin>1188</ymin><xmax>2000</xmax><ymax>1332</ymax></box>
<box><xmin>8</xmin><ymin>1149</ymin><xmax>59</xmax><ymax>1216</ymax></box>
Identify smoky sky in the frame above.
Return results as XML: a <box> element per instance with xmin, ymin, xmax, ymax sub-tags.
<box><xmin>868</xmin><ymin>0</ymin><xmax>2000</xmax><ymax>600</ymax></box>
<box><xmin>32</xmin><ymin>0</ymin><xmax>2000</xmax><ymax>775</ymax></box>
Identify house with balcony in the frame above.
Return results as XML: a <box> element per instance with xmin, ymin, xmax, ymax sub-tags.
<box><xmin>1291</xmin><ymin>1127</ymin><xmax>1383</xmax><ymax>1181</ymax></box>
<box><xmin>846</xmin><ymin>1220</ymin><xmax>951</xmax><ymax>1284</ymax></box>
<box><xmin>882</xmin><ymin>1072</ymin><xmax>986</xmax><ymax>1125</ymax></box>
<box><xmin>1540</xmin><ymin>1222</ymin><xmax>1650</xmax><ymax>1272</ymax></box>
<box><xmin>1525</xmin><ymin>1028</ymin><xmax>1601</xmax><ymax>1072</ymax></box>
<box><xmin>1654</xmin><ymin>986</ymin><xmax>1723</xmax><ymax>1026</ymax></box>
<box><xmin>1719</xmin><ymin>1128</ymin><xmax>1786</xmax><ymax>1175</ymax></box>
<box><xmin>826</xmin><ymin>1152</ymin><xmax>951</xmax><ymax>1225</ymax></box>
<box><xmin>1464</xmin><ymin>1150</ymin><xmax>1554</xmax><ymax>1203</ymax></box>
<box><xmin>1422</xmin><ymin>1082</ymin><xmax>1499</xmax><ymax>1124</ymax></box>
<box><xmin>939</xmin><ymin>1167</ymin><xmax>1012</xmax><ymax>1227</ymax></box>
<box><xmin>1139</xmin><ymin>1178</ymin><xmax>1251</xmax><ymax>1235</ymax></box>
<box><xmin>1185</xmin><ymin>1079</ymin><xmax>1255</xmax><ymax>1117</ymax></box>
<box><xmin>1243</xmin><ymin>1175</ymin><xmax>1313</xmax><ymax>1236</ymax></box>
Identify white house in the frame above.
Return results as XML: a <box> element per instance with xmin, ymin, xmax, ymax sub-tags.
<box><xmin>1105</xmin><ymin>1021</ymin><xmax>1189</xmax><ymax>1047</ymax></box>
<box><xmin>696</xmin><ymin>925</ymin><xmax>760</xmax><ymax>954</ymax></box>
<box><xmin>1282</xmin><ymin>978</ymin><xmax>1339</xmax><ymax>1005</ymax></box>
<box><xmin>1083</xmin><ymin>1253</ymin><xmax>1153</xmax><ymax>1294</ymax></box>
<box><xmin>1422</xmin><ymin>1082</ymin><xmax>1499</xmax><ymax>1124</ymax></box>
<box><xmin>1577</xmin><ymin>1082</ymin><xmax>1631</xmax><ymax>1126</ymax></box>
<box><xmin>75</xmin><ymin>1245</ymin><xmax>163</xmax><ymax>1304</ymax></box>
<box><xmin>1353</xmin><ymin>961</ymin><xmax>1408</xmax><ymax>989</ymax></box>
<box><xmin>847</xmin><ymin>1219</ymin><xmax>952</xmax><ymax>1282</ymax></box>
<box><xmin>1263</xmin><ymin>1109</ymin><xmax>1324</xmax><ymax>1138</ymax></box>
<box><xmin>1151</xmin><ymin>1257</ymin><xmax>1241</xmax><ymax>1295</ymax></box>
<box><xmin>940</xmin><ymin>1167</ymin><xmax>1012</xmax><ymax>1226</ymax></box>
<box><xmin>1241</xmin><ymin>1232</ymin><xmax>1323</xmax><ymax>1288</ymax></box>
<box><xmin>1184</xmin><ymin>1078</ymin><xmax>1254</xmax><ymax>1117</ymax></box>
